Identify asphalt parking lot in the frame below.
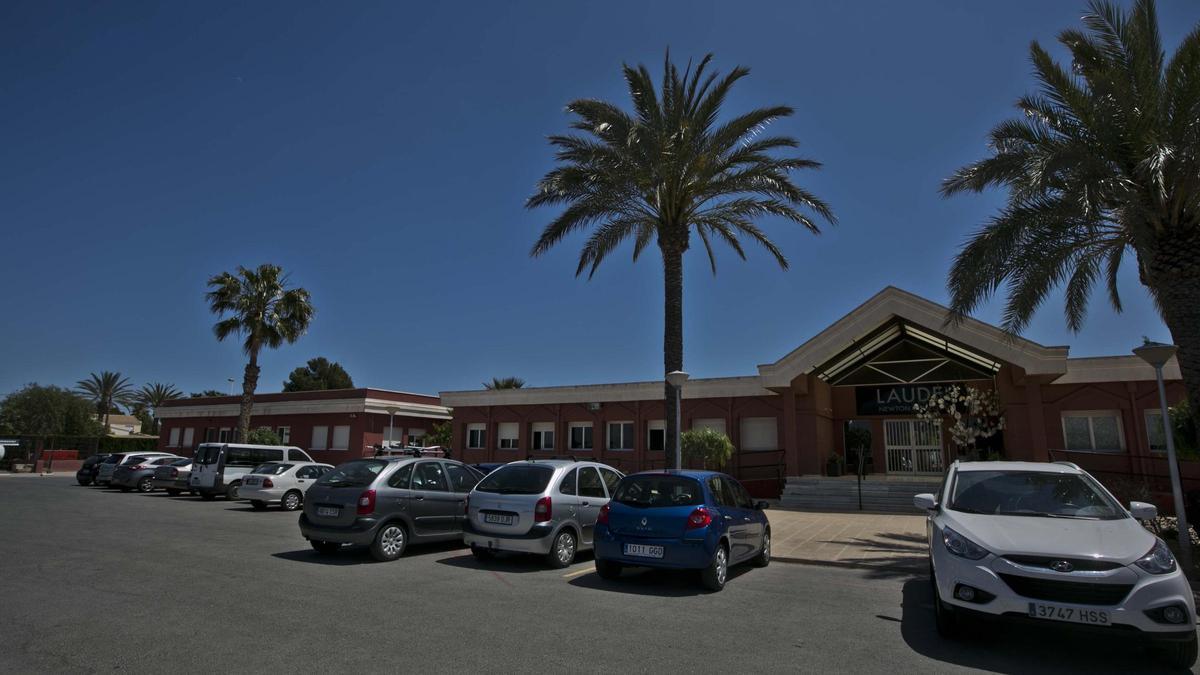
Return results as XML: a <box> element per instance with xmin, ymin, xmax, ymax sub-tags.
<box><xmin>0</xmin><ymin>475</ymin><xmax>1195</xmax><ymax>674</ymax></box>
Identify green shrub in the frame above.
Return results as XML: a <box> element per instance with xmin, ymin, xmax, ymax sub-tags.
<box><xmin>246</xmin><ymin>427</ymin><xmax>282</xmax><ymax>445</ymax></box>
<box><xmin>681</xmin><ymin>428</ymin><xmax>734</xmax><ymax>469</ymax></box>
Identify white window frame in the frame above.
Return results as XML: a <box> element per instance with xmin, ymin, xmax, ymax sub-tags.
<box><xmin>531</xmin><ymin>422</ymin><xmax>555</xmax><ymax>451</ymax></box>
<box><xmin>275</xmin><ymin>426</ymin><xmax>291</xmax><ymax>444</ymax></box>
<box><xmin>1060</xmin><ymin>410</ymin><xmax>1125</xmax><ymax>453</ymax></box>
<box><xmin>607</xmin><ymin>421</ymin><xmax>635</xmax><ymax>450</ymax></box>
<box><xmin>647</xmin><ymin>420</ymin><xmax>665</xmax><ymax>452</ymax></box>
<box><xmin>1145</xmin><ymin>409</ymin><xmax>1168</xmax><ymax>453</ymax></box>
<box><xmin>467</xmin><ymin>423</ymin><xmax>486</xmax><ymax>450</ymax></box>
<box><xmin>569</xmin><ymin>422</ymin><xmax>593</xmax><ymax>451</ymax></box>
<box><xmin>331</xmin><ymin>425</ymin><xmax>350</xmax><ymax>451</ymax></box>
<box><xmin>740</xmin><ymin>417</ymin><xmax>779</xmax><ymax>452</ymax></box>
<box><xmin>218</xmin><ymin>428</ymin><xmax>232</xmax><ymax>443</ymax></box>
<box><xmin>692</xmin><ymin>418</ymin><xmax>727</xmax><ymax>435</ymax></box>
<box><xmin>182</xmin><ymin>427</ymin><xmax>195</xmax><ymax>448</ymax></box>
<box><xmin>167</xmin><ymin>427</ymin><xmax>180</xmax><ymax>447</ymax></box>
<box><xmin>311</xmin><ymin>425</ymin><xmax>329</xmax><ymax>451</ymax></box>
<box><xmin>407</xmin><ymin>428</ymin><xmax>426</xmax><ymax>447</ymax></box>
<box><xmin>497</xmin><ymin>422</ymin><xmax>519</xmax><ymax>450</ymax></box>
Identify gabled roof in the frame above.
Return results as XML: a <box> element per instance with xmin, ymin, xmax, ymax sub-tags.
<box><xmin>756</xmin><ymin>287</ymin><xmax>1069</xmax><ymax>389</ymax></box>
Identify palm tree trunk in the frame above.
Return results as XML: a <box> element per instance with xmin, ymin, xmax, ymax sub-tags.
<box><xmin>237</xmin><ymin>349</ymin><xmax>260</xmax><ymax>442</ymax></box>
<box><xmin>1153</xmin><ymin>272</ymin><xmax>1200</xmax><ymax>446</ymax></box>
<box><xmin>662</xmin><ymin>248</ymin><xmax>684</xmax><ymax>469</ymax></box>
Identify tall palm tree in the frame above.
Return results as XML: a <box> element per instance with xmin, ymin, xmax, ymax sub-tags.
<box><xmin>483</xmin><ymin>376</ymin><xmax>525</xmax><ymax>390</ymax></box>
<box><xmin>76</xmin><ymin>371</ymin><xmax>134</xmax><ymax>434</ymax></box>
<box><xmin>206</xmin><ymin>264</ymin><xmax>314</xmax><ymax>442</ymax></box>
<box><xmin>942</xmin><ymin>0</ymin><xmax>1200</xmax><ymax>434</ymax></box>
<box><xmin>528</xmin><ymin>53</ymin><xmax>834</xmax><ymax>466</ymax></box>
<box><xmin>135</xmin><ymin>382</ymin><xmax>183</xmax><ymax>434</ymax></box>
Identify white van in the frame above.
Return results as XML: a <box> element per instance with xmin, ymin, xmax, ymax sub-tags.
<box><xmin>188</xmin><ymin>443</ymin><xmax>314</xmax><ymax>500</ymax></box>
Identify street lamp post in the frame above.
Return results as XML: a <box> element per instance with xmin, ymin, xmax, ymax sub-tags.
<box><xmin>1134</xmin><ymin>341</ymin><xmax>1192</xmax><ymax>573</ymax></box>
<box><xmin>666</xmin><ymin>370</ymin><xmax>690</xmax><ymax>470</ymax></box>
<box><xmin>387</xmin><ymin>408</ymin><xmax>398</xmax><ymax>449</ymax></box>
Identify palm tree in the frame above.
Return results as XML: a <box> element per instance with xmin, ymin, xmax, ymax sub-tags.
<box><xmin>206</xmin><ymin>264</ymin><xmax>314</xmax><ymax>442</ymax></box>
<box><xmin>942</xmin><ymin>0</ymin><xmax>1200</xmax><ymax>434</ymax></box>
<box><xmin>528</xmin><ymin>53</ymin><xmax>834</xmax><ymax>466</ymax></box>
<box><xmin>483</xmin><ymin>376</ymin><xmax>525</xmax><ymax>390</ymax></box>
<box><xmin>76</xmin><ymin>371</ymin><xmax>135</xmax><ymax>434</ymax></box>
<box><xmin>135</xmin><ymin>382</ymin><xmax>183</xmax><ymax>434</ymax></box>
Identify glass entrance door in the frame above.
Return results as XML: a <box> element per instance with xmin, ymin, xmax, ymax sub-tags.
<box><xmin>883</xmin><ymin>419</ymin><xmax>944</xmax><ymax>474</ymax></box>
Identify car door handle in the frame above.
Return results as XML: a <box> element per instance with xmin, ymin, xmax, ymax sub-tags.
<box><xmin>743</xmin><ymin>517</ymin><xmax>751</xmax><ymax>522</ymax></box>
<box><xmin>724</xmin><ymin>515</ymin><xmax>733</xmax><ymax>521</ymax></box>
<box><xmin>414</xmin><ymin>495</ymin><xmax>424</xmax><ymax>501</ymax></box>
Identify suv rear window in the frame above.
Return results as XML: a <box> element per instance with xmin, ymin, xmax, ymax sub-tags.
<box><xmin>474</xmin><ymin>464</ymin><xmax>555</xmax><ymax>495</ymax></box>
<box><xmin>613</xmin><ymin>475</ymin><xmax>703</xmax><ymax>508</ymax></box>
<box><xmin>316</xmin><ymin>460</ymin><xmax>387</xmax><ymax>488</ymax></box>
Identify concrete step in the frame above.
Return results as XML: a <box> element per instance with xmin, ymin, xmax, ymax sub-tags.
<box><xmin>779</xmin><ymin>475</ymin><xmax>935</xmax><ymax>514</ymax></box>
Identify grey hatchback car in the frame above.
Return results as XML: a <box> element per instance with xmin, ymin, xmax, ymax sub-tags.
<box><xmin>299</xmin><ymin>456</ymin><xmax>485</xmax><ymax>562</ymax></box>
<box><xmin>464</xmin><ymin>459</ymin><xmax>623</xmax><ymax>568</ymax></box>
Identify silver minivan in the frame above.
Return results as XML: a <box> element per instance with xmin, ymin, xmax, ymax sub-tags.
<box><xmin>188</xmin><ymin>443</ymin><xmax>314</xmax><ymax>500</ymax></box>
<box><xmin>464</xmin><ymin>459</ymin><xmax>623</xmax><ymax>568</ymax></box>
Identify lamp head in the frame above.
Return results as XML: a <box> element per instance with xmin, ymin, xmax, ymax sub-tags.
<box><xmin>1133</xmin><ymin>341</ymin><xmax>1177</xmax><ymax>369</ymax></box>
<box><xmin>665</xmin><ymin>370</ymin><xmax>690</xmax><ymax>387</ymax></box>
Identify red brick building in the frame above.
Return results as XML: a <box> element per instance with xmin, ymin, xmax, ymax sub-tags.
<box><xmin>441</xmin><ymin>288</ymin><xmax>1189</xmax><ymax>499</ymax></box>
<box><xmin>156</xmin><ymin>388</ymin><xmax>450</xmax><ymax>465</ymax></box>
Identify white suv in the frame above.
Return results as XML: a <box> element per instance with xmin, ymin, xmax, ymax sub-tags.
<box><xmin>916</xmin><ymin>461</ymin><xmax>1197</xmax><ymax>669</ymax></box>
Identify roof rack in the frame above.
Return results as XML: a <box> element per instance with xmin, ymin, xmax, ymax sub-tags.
<box><xmin>525</xmin><ymin>455</ymin><xmax>579</xmax><ymax>463</ymax></box>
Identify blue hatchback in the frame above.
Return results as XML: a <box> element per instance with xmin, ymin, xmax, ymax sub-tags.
<box><xmin>593</xmin><ymin>470</ymin><xmax>771</xmax><ymax>591</ymax></box>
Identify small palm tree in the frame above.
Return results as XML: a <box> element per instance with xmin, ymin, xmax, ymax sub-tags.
<box><xmin>206</xmin><ymin>264</ymin><xmax>314</xmax><ymax>441</ymax></box>
<box><xmin>942</xmin><ymin>0</ymin><xmax>1200</xmax><ymax>431</ymax></box>
<box><xmin>483</xmin><ymin>376</ymin><xmax>526</xmax><ymax>390</ymax></box>
<box><xmin>135</xmin><ymin>382</ymin><xmax>183</xmax><ymax>434</ymax></box>
<box><xmin>529</xmin><ymin>53</ymin><xmax>833</xmax><ymax>466</ymax></box>
<box><xmin>76</xmin><ymin>371</ymin><xmax>135</xmax><ymax>434</ymax></box>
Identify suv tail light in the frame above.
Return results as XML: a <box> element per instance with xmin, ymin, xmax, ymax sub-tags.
<box><xmin>534</xmin><ymin>496</ymin><xmax>552</xmax><ymax>522</ymax></box>
<box><xmin>686</xmin><ymin>507</ymin><xmax>712</xmax><ymax>530</ymax></box>
<box><xmin>262</xmin><ymin>478</ymin><xmax>274</xmax><ymax>488</ymax></box>
<box><xmin>597</xmin><ymin>503</ymin><xmax>611</xmax><ymax>525</ymax></box>
<box><xmin>357</xmin><ymin>489</ymin><xmax>376</xmax><ymax>515</ymax></box>
<box><xmin>130</xmin><ymin>465</ymin><xmax>146</xmax><ymax>471</ymax></box>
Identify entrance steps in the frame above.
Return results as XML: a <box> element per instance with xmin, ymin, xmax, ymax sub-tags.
<box><xmin>779</xmin><ymin>475</ymin><xmax>939</xmax><ymax>514</ymax></box>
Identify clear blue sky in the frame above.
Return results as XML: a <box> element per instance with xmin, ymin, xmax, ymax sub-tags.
<box><xmin>3</xmin><ymin>1</ymin><xmax>1198</xmax><ymax>398</ymax></box>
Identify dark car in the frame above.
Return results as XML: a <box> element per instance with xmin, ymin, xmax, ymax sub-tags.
<box><xmin>75</xmin><ymin>454</ymin><xmax>112</xmax><ymax>486</ymax></box>
<box><xmin>112</xmin><ymin>455</ymin><xmax>183</xmax><ymax>492</ymax></box>
<box><xmin>593</xmin><ymin>470</ymin><xmax>771</xmax><ymax>592</ymax></box>
<box><xmin>299</xmin><ymin>456</ymin><xmax>484</xmax><ymax>562</ymax></box>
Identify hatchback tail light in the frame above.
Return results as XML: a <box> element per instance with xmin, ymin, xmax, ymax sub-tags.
<box><xmin>357</xmin><ymin>489</ymin><xmax>376</xmax><ymax>515</ymax></box>
<box><xmin>262</xmin><ymin>478</ymin><xmax>274</xmax><ymax>488</ymax></box>
<box><xmin>686</xmin><ymin>507</ymin><xmax>713</xmax><ymax>530</ymax></box>
<box><xmin>597</xmin><ymin>503</ymin><xmax>611</xmax><ymax>525</ymax></box>
<box><xmin>534</xmin><ymin>496</ymin><xmax>552</xmax><ymax>523</ymax></box>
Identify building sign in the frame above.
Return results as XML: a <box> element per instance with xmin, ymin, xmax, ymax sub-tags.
<box><xmin>856</xmin><ymin>384</ymin><xmax>955</xmax><ymax>416</ymax></box>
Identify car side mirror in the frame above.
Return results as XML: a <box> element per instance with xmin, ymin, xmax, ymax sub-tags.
<box><xmin>1129</xmin><ymin>501</ymin><xmax>1158</xmax><ymax>520</ymax></box>
<box><xmin>913</xmin><ymin>493</ymin><xmax>938</xmax><ymax>511</ymax></box>
<box><xmin>755</xmin><ymin>501</ymin><xmax>770</xmax><ymax>511</ymax></box>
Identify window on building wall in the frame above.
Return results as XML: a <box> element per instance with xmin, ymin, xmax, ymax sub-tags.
<box><xmin>311</xmin><ymin>426</ymin><xmax>329</xmax><ymax>451</ymax></box>
<box><xmin>407</xmin><ymin>428</ymin><xmax>425</xmax><ymax>447</ymax></box>
<box><xmin>692</xmin><ymin>418</ymin><xmax>727</xmax><ymax>435</ymax></box>
<box><xmin>1061</xmin><ymin>412</ymin><xmax>1124</xmax><ymax>453</ymax></box>
<box><xmin>331</xmin><ymin>425</ymin><xmax>350</xmax><ymax>450</ymax></box>
<box><xmin>275</xmin><ymin>426</ymin><xmax>291</xmax><ymax>444</ymax></box>
<box><xmin>740</xmin><ymin>417</ymin><xmax>779</xmax><ymax>452</ymax></box>
<box><xmin>531</xmin><ymin>422</ymin><xmax>554</xmax><ymax>451</ymax></box>
<box><xmin>1145</xmin><ymin>410</ymin><xmax>1168</xmax><ymax>452</ymax></box>
<box><xmin>182</xmin><ymin>428</ymin><xmax>195</xmax><ymax>448</ymax></box>
<box><xmin>569</xmin><ymin>422</ymin><xmax>593</xmax><ymax>450</ymax></box>
<box><xmin>608</xmin><ymin>422</ymin><xmax>635</xmax><ymax>450</ymax></box>
<box><xmin>205</xmin><ymin>427</ymin><xmax>217</xmax><ymax>443</ymax></box>
<box><xmin>467</xmin><ymin>424</ymin><xmax>486</xmax><ymax>450</ymax></box>
<box><xmin>218</xmin><ymin>428</ymin><xmax>232</xmax><ymax>443</ymax></box>
<box><xmin>647</xmin><ymin>420</ymin><xmax>665</xmax><ymax>451</ymax></box>
<box><xmin>167</xmin><ymin>427</ymin><xmax>180</xmax><ymax>447</ymax></box>
<box><xmin>497</xmin><ymin>422</ymin><xmax>519</xmax><ymax>449</ymax></box>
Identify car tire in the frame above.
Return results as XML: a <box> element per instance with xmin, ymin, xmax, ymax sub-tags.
<box><xmin>546</xmin><ymin>530</ymin><xmax>577</xmax><ymax>569</ymax></box>
<box><xmin>752</xmin><ymin>529</ymin><xmax>771</xmax><ymax>567</ymax></box>
<box><xmin>595</xmin><ymin>559</ymin><xmax>622</xmax><ymax>580</ymax></box>
<box><xmin>370</xmin><ymin>523</ymin><xmax>408</xmax><ymax>562</ymax></box>
<box><xmin>701</xmin><ymin>544</ymin><xmax>729</xmax><ymax>592</ymax></box>
<box><xmin>470</xmin><ymin>546</ymin><xmax>494</xmax><ymax>561</ymax></box>
<box><xmin>77</xmin><ymin>477</ymin><xmax>91</xmax><ymax>486</ymax></box>
<box><xmin>225</xmin><ymin>481</ymin><xmax>241</xmax><ymax>501</ymax></box>
<box><xmin>137</xmin><ymin>477</ymin><xmax>154</xmax><ymax>493</ymax></box>
<box><xmin>166</xmin><ymin>489</ymin><xmax>181</xmax><ymax>496</ymax></box>
<box><xmin>280</xmin><ymin>491</ymin><xmax>302</xmax><ymax>512</ymax></box>
<box><xmin>1157</xmin><ymin>634</ymin><xmax>1198</xmax><ymax>670</ymax></box>
<box><xmin>250</xmin><ymin>500</ymin><xmax>267</xmax><ymax>510</ymax></box>
<box><xmin>200</xmin><ymin>492</ymin><xmax>216</xmax><ymax>501</ymax></box>
<box><xmin>310</xmin><ymin>540</ymin><xmax>340</xmax><ymax>555</ymax></box>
